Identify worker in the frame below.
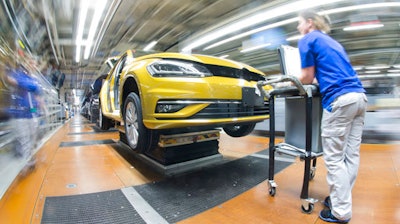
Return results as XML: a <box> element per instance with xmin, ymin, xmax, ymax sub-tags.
<box><xmin>7</xmin><ymin>65</ymin><xmax>43</xmax><ymax>170</ymax></box>
<box><xmin>296</xmin><ymin>10</ymin><xmax>367</xmax><ymax>223</ymax></box>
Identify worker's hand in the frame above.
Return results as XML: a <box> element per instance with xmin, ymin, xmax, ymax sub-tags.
<box><xmin>275</xmin><ymin>81</ymin><xmax>293</xmax><ymax>88</ymax></box>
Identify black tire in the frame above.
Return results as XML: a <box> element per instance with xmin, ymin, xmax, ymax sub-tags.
<box><xmin>223</xmin><ymin>123</ymin><xmax>256</xmax><ymax>137</ymax></box>
<box><xmin>123</xmin><ymin>92</ymin><xmax>148</xmax><ymax>152</ymax></box>
<box><xmin>90</xmin><ymin>106</ymin><xmax>99</xmax><ymax>123</ymax></box>
<box><xmin>98</xmin><ymin>102</ymin><xmax>112</xmax><ymax>130</ymax></box>
<box><xmin>90</xmin><ymin>114</ymin><xmax>97</xmax><ymax>123</ymax></box>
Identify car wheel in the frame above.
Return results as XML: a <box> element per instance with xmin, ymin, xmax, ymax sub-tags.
<box><xmin>90</xmin><ymin>113</ymin><xmax>97</xmax><ymax>123</ymax></box>
<box><xmin>123</xmin><ymin>92</ymin><xmax>148</xmax><ymax>152</ymax></box>
<box><xmin>90</xmin><ymin>106</ymin><xmax>98</xmax><ymax>123</ymax></box>
<box><xmin>98</xmin><ymin>102</ymin><xmax>112</xmax><ymax>130</ymax></box>
<box><xmin>223</xmin><ymin>123</ymin><xmax>256</xmax><ymax>137</ymax></box>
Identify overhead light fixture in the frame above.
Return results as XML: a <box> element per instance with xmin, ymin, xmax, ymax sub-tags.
<box><xmin>353</xmin><ymin>66</ymin><xmax>364</xmax><ymax>70</ymax></box>
<box><xmin>182</xmin><ymin>0</ymin><xmax>346</xmax><ymax>53</ymax></box>
<box><xmin>387</xmin><ymin>73</ymin><xmax>400</xmax><ymax>77</ymax></box>
<box><xmin>219</xmin><ymin>55</ymin><xmax>229</xmax><ymax>59</ymax></box>
<box><xmin>323</xmin><ymin>2</ymin><xmax>400</xmax><ymax>15</ymax></box>
<box><xmin>365</xmin><ymin>65</ymin><xmax>390</xmax><ymax>70</ymax></box>
<box><xmin>143</xmin><ymin>40</ymin><xmax>158</xmax><ymax>51</ymax></box>
<box><xmin>240</xmin><ymin>43</ymin><xmax>271</xmax><ymax>53</ymax></box>
<box><xmin>204</xmin><ymin>18</ymin><xmax>297</xmax><ymax>51</ymax></box>
<box><xmin>343</xmin><ymin>21</ymin><xmax>384</xmax><ymax>31</ymax></box>
<box><xmin>388</xmin><ymin>69</ymin><xmax>400</xmax><ymax>73</ymax></box>
<box><xmin>342</xmin><ymin>8</ymin><xmax>384</xmax><ymax>31</ymax></box>
<box><xmin>196</xmin><ymin>2</ymin><xmax>400</xmax><ymax>53</ymax></box>
<box><xmin>84</xmin><ymin>0</ymin><xmax>108</xmax><ymax>60</ymax></box>
<box><xmin>358</xmin><ymin>74</ymin><xmax>385</xmax><ymax>79</ymax></box>
<box><xmin>364</xmin><ymin>70</ymin><xmax>380</xmax><ymax>74</ymax></box>
<box><xmin>286</xmin><ymin>34</ymin><xmax>303</xmax><ymax>42</ymax></box>
<box><xmin>75</xmin><ymin>0</ymin><xmax>89</xmax><ymax>63</ymax></box>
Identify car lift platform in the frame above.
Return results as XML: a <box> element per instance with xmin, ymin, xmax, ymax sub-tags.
<box><xmin>119</xmin><ymin>129</ymin><xmax>224</xmax><ymax>176</ymax></box>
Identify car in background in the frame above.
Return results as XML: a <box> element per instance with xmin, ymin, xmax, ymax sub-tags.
<box><xmin>86</xmin><ymin>74</ymin><xmax>107</xmax><ymax>123</ymax></box>
<box><xmin>82</xmin><ymin>57</ymin><xmax>118</xmax><ymax>123</ymax></box>
<box><xmin>80</xmin><ymin>98</ymin><xmax>89</xmax><ymax>119</ymax></box>
<box><xmin>99</xmin><ymin>50</ymin><xmax>272</xmax><ymax>153</ymax></box>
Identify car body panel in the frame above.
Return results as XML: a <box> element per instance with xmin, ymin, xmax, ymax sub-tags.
<box><xmin>100</xmin><ymin>50</ymin><xmax>272</xmax><ymax>130</ymax></box>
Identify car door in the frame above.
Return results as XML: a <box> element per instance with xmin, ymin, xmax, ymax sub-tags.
<box><xmin>107</xmin><ymin>54</ymin><xmax>127</xmax><ymax>116</ymax></box>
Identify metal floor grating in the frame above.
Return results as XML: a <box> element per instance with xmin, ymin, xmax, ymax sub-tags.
<box><xmin>59</xmin><ymin>139</ymin><xmax>116</xmax><ymax>147</ymax></box>
<box><xmin>41</xmin><ymin>149</ymin><xmax>292</xmax><ymax>223</ymax></box>
<box><xmin>133</xmin><ymin>151</ymin><xmax>291</xmax><ymax>223</ymax></box>
<box><xmin>41</xmin><ymin>190</ymin><xmax>146</xmax><ymax>224</ymax></box>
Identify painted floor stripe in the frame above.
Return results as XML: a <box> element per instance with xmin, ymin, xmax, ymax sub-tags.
<box><xmin>121</xmin><ymin>187</ymin><xmax>169</xmax><ymax>224</ymax></box>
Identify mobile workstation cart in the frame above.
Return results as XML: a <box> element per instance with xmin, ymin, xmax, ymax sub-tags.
<box><xmin>257</xmin><ymin>74</ymin><xmax>323</xmax><ymax>214</ymax></box>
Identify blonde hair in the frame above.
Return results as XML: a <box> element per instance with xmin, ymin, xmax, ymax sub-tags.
<box><xmin>299</xmin><ymin>10</ymin><xmax>331</xmax><ymax>33</ymax></box>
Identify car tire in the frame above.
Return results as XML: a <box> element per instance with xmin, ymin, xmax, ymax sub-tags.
<box><xmin>123</xmin><ymin>92</ymin><xmax>148</xmax><ymax>152</ymax></box>
<box><xmin>90</xmin><ymin>113</ymin><xmax>98</xmax><ymax>123</ymax></box>
<box><xmin>98</xmin><ymin>102</ymin><xmax>112</xmax><ymax>130</ymax></box>
<box><xmin>223</xmin><ymin>123</ymin><xmax>256</xmax><ymax>137</ymax></box>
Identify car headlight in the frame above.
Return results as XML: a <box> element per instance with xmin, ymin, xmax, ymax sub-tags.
<box><xmin>147</xmin><ymin>60</ymin><xmax>213</xmax><ymax>77</ymax></box>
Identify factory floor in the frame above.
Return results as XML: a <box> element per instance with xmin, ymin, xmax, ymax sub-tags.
<box><xmin>0</xmin><ymin>115</ymin><xmax>399</xmax><ymax>224</ymax></box>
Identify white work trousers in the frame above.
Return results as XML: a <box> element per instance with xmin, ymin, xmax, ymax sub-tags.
<box><xmin>13</xmin><ymin>117</ymin><xmax>38</xmax><ymax>160</ymax></box>
<box><xmin>321</xmin><ymin>92</ymin><xmax>367</xmax><ymax>221</ymax></box>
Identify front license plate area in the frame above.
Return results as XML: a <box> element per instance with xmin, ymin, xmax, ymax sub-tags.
<box><xmin>242</xmin><ymin>87</ymin><xmax>255</xmax><ymax>107</ymax></box>
<box><xmin>243</xmin><ymin>87</ymin><xmax>265</xmax><ymax>107</ymax></box>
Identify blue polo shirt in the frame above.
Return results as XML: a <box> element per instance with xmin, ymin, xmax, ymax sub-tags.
<box><xmin>298</xmin><ymin>30</ymin><xmax>365</xmax><ymax>111</ymax></box>
<box><xmin>8</xmin><ymin>69</ymin><xmax>41</xmax><ymax>118</ymax></box>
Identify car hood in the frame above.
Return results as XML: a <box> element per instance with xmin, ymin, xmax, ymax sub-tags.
<box><xmin>133</xmin><ymin>52</ymin><xmax>265</xmax><ymax>76</ymax></box>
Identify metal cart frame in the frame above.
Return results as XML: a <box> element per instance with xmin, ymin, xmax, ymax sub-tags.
<box><xmin>257</xmin><ymin>76</ymin><xmax>323</xmax><ymax>214</ymax></box>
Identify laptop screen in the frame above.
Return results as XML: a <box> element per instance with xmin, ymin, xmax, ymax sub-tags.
<box><xmin>278</xmin><ymin>45</ymin><xmax>301</xmax><ymax>77</ymax></box>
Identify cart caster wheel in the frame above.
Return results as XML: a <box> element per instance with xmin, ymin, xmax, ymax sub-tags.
<box><xmin>269</xmin><ymin>187</ymin><xmax>276</xmax><ymax>196</ymax></box>
<box><xmin>301</xmin><ymin>203</ymin><xmax>314</xmax><ymax>214</ymax></box>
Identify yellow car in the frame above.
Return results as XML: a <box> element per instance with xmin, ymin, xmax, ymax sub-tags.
<box><xmin>99</xmin><ymin>50</ymin><xmax>272</xmax><ymax>152</ymax></box>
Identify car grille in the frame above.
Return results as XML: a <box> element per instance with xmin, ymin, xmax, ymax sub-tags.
<box><xmin>189</xmin><ymin>101</ymin><xmax>269</xmax><ymax>119</ymax></box>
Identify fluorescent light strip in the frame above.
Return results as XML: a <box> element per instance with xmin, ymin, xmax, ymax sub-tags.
<box><xmin>343</xmin><ymin>23</ymin><xmax>384</xmax><ymax>31</ymax></box>
<box><xmin>143</xmin><ymin>40</ymin><xmax>158</xmax><ymax>51</ymax></box>
<box><xmin>182</xmin><ymin>0</ymin><xmax>345</xmax><ymax>52</ymax></box>
<box><xmin>387</xmin><ymin>73</ymin><xmax>400</xmax><ymax>77</ymax></box>
<box><xmin>360</xmin><ymin>73</ymin><xmax>400</xmax><ymax>78</ymax></box>
<box><xmin>204</xmin><ymin>18</ymin><xmax>297</xmax><ymax>50</ymax></box>
<box><xmin>365</xmin><ymin>65</ymin><xmax>390</xmax><ymax>70</ymax></box>
<box><xmin>353</xmin><ymin>66</ymin><xmax>364</xmax><ymax>70</ymax></box>
<box><xmin>359</xmin><ymin>74</ymin><xmax>385</xmax><ymax>78</ymax></box>
<box><xmin>75</xmin><ymin>0</ymin><xmax>89</xmax><ymax>62</ymax></box>
<box><xmin>286</xmin><ymin>34</ymin><xmax>303</xmax><ymax>42</ymax></box>
<box><xmin>364</xmin><ymin>70</ymin><xmax>380</xmax><ymax>74</ymax></box>
<box><xmin>240</xmin><ymin>43</ymin><xmax>271</xmax><ymax>53</ymax></box>
<box><xmin>321</xmin><ymin>2</ymin><xmax>400</xmax><ymax>15</ymax></box>
<box><xmin>84</xmin><ymin>0</ymin><xmax>107</xmax><ymax>59</ymax></box>
<box><xmin>202</xmin><ymin>2</ymin><xmax>400</xmax><ymax>52</ymax></box>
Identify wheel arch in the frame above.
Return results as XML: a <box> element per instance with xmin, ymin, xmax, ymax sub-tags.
<box><xmin>121</xmin><ymin>76</ymin><xmax>139</xmax><ymax>113</ymax></box>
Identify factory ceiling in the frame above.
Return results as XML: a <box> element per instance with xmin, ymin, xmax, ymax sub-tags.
<box><xmin>2</xmin><ymin>0</ymin><xmax>400</xmax><ymax>91</ymax></box>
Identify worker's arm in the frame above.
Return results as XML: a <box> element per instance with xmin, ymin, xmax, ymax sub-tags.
<box><xmin>298</xmin><ymin>66</ymin><xmax>315</xmax><ymax>84</ymax></box>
